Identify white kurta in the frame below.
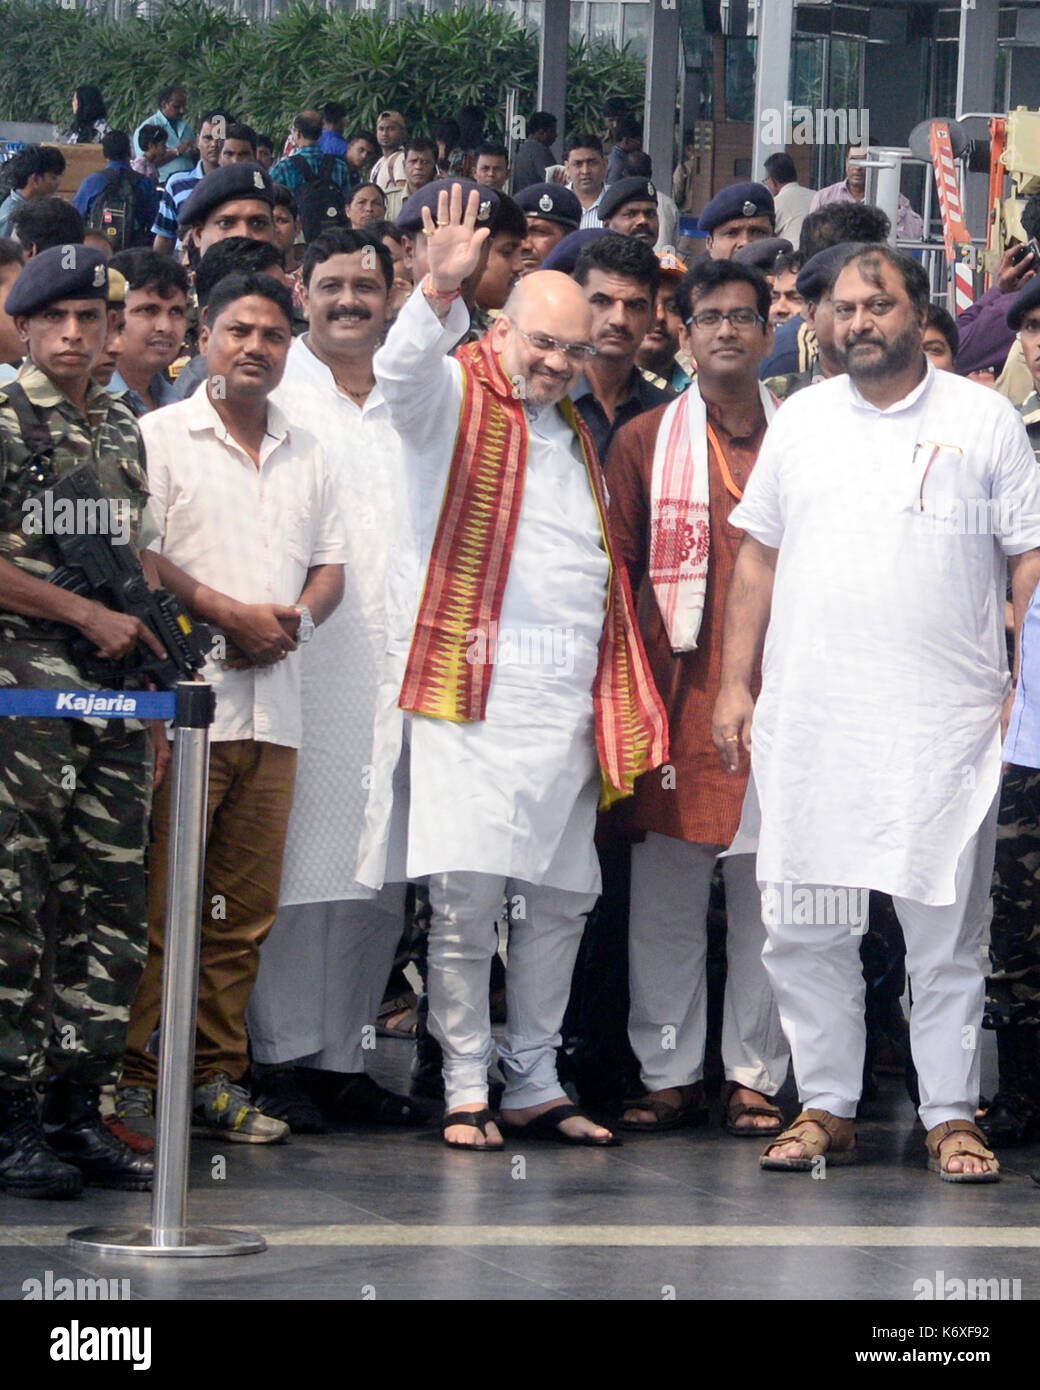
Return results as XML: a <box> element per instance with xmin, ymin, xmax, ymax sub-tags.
<box><xmin>356</xmin><ymin>287</ymin><xmax>610</xmax><ymax>894</ymax></box>
<box><xmin>730</xmin><ymin>363</ymin><xmax>1040</xmax><ymax>907</ymax></box>
<box><xmin>268</xmin><ymin>338</ymin><xmax>405</xmax><ymax>906</ymax></box>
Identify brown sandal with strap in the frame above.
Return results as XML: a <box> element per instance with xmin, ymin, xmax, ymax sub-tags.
<box><xmin>760</xmin><ymin>1108</ymin><xmax>856</xmax><ymax>1170</ymax></box>
<box><xmin>619</xmin><ymin>1082</ymin><xmax>709</xmax><ymax>1132</ymax></box>
<box><xmin>926</xmin><ymin>1120</ymin><xmax>1000</xmax><ymax>1184</ymax></box>
<box><xmin>722</xmin><ymin>1081</ymin><xmax>784</xmax><ymax>1138</ymax></box>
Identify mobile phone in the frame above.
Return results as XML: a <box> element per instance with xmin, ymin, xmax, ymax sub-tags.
<box><xmin>1022</xmin><ymin>238</ymin><xmax>1040</xmax><ymax>267</ymax></box>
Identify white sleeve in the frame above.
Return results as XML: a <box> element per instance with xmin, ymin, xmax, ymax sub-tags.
<box><xmin>138</xmin><ymin>414</ymin><xmax>169</xmax><ymax>551</ymax></box>
<box><xmin>374</xmin><ymin>284</ymin><xmax>468</xmax><ymax>443</ymax></box>
<box><xmin>307</xmin><ymin>441</ymin><xmax>349</xmax><ymax>567</ymax></box>
<box><xmin>991</xmin><ymin>403</ymin><xmax>1040</xmax><ymax>555</ymax></box>
<box><xmin>728</xmin><ymin>416</ymin><xmax>787</xmax><ymax>550</ymax></box>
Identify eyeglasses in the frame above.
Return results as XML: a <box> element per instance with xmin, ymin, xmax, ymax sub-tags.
<box><xmin>685</xmin><ymin>308</ymin><xmax>764</xmax><ymax>329</ymax></box>
<box><xmin>515</xmin><ymin>326</ymin><xmax>597</xmax><ymax>362</ymax></box>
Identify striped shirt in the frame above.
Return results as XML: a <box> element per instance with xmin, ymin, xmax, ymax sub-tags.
<box><xmin>151</xmin><ymin>160</ymin><xmax>205</xmax><ymax>240</ymax></box>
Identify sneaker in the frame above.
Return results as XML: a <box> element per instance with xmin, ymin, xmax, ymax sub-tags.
<box><xmin>192</xmin><ymin>1073</ymin><xmax>289</xmax><ymax>1144</ymax></box>
<box><xmin>114</xmin><ymin>1085</ymin><xmax>156</xmax><ymax>1138</ymax></box>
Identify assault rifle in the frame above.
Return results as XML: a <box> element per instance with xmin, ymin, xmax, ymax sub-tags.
<box><xmin>45</xmin><ymin>465</ymin><xmax>212</xmax><ymax>690</ymax></box>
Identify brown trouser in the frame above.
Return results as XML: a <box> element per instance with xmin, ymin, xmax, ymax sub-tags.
<box><xmin>122</xmin><ymin>739</ymin><xmax>297</xmax><ymax>1087</ymax></box>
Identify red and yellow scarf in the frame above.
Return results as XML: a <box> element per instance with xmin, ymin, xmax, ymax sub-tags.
<box><xmin>398</xmin><ymin>334</ymin><xmax>668</xmax><ymax>806</ymax></box>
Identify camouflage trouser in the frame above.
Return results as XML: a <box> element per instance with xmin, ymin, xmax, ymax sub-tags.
<box><xmin>984</xmin><ymin>763</ymin><xmax>1040</xmax><ymax>1031</ymax></box>
<box><xmin>0</xmin><ymin>640</ymin><xmax>151</xmax><ymax>1086</ymax></box>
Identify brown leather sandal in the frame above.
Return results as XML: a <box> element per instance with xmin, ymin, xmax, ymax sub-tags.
<box><xmin>926</xmin><ymin>1120</ymin><xmax>1000</xmax><ymax>1184</ymax></box>
<box><xmin>759</xmin><ymin>1107</ymin><xmax>856</xmax><ymax>1170</ymax></box>
<box><xmin>722</xmin><ymin>1081</ymin><xmax>784</xmax><ymax>1138</ymax></box>
<box><xmin>619</xmin><ymin>1082</ymin><xmax>709</xmax><ymax>1132</ymax></box>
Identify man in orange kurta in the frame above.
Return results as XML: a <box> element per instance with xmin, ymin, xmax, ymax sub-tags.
<box><xmin>607</xmin><ymin>257</ymin><xmax>790</xmax><ymax>1134</ymax></box>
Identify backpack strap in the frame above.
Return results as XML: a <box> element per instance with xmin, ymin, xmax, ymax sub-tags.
<box><xmin>291</xmin><ymin>153</ymin><xmax>318</xmax><ymax>184</ymax></box>
<box><xmin>319</xmin><ymin>155</ymin><xmax>335</xmax><ymax>182</ymax></box>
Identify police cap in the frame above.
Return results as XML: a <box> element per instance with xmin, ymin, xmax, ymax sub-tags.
<box><xmin>1007</xmin><ymin>272</ymin><xmax>1040</xmax><ymax>330</ymax></box>
<box><xmin>795</xmin><ymin>242</ymin><xmax>859</xmax><ymax>303</ymax></box>
<box><xmin>732</xmin><ymin>236</ymin><xmax>792</xmax><ymax>272</ymax></box>
<box><xmin>598</xmin><ymin>177</ymin><xmax>658</xmax><ymax>223</ymax></box>
<box><xmin>514</xmin><ymin>183</ymin><xmax>581</xmax><ymax>231</ymax></box>
<box><xmin>540</xmin><ymin>227</ymin><xmax>607</xmax><ymax>274</ymax></box>
<box><xmin>395</xmin><ymin>179</ymin><xmax>501</xmax><ymax>235</ymax></box>
<box><xmin>5</xmin><ymin>243</ymin><xmax>109</xmax><ymax>317</ymax></box>
<box><xmin>177</xmin><ymin>163</ymin><xmax>274</xmax><ymax>232</ymax></box>
<box><xmin>698</xmin><ymin>181</ymin><xmax>775</xmax><ymax>235</ymax></box>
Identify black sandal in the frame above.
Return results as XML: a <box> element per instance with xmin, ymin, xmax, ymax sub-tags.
<box><xmin>441</xmin><ymin>1108</ymin><xmax>504</xmax><ymax>1151</ymax></box>
<box><xmin>500</xmin><ymin>1102</ymin><xmax>620</xmax><ymax>1147</ymax></box>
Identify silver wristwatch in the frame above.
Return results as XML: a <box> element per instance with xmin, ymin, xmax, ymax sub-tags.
<box><xmin>296</xmin><ymin>606</ymin><xmax>315</xmax><ymax>644</ymax></box>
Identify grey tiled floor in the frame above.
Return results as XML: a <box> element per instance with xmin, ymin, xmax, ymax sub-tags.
<box><xmin>1</xmin><ymin>1048</ymin><xmax>1038</xmax><ymax>1302</ymax></box>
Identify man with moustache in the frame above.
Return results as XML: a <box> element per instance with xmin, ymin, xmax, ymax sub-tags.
<box><xmin>151</xmin><ymin>109</ymin><xmax>228</xmax><ymax>255</ymax></box>
<box><xmin>699</xmin><ymin>182</ymin><xmax>775</xmax><ymax>261</ymax></box>
<box><xmin>608</xmin><ymin>259</ymin><xmax>789</xmax><ymax>1134</ymax></box>
<box><xmin>636</xmin><ymin>252</ymin><xmax>691</xmax><ymax>394</ymax></box>
<box><xmin>175</xmin><ymin>163</ymin><xmax>277</xmax><ymax>268</ymax></box>
<box><xmin>571</xmin><ymin>233</ymin><xmax>672</xmax><ymax>458</ymax></box>
<box><xmin>515</xmin><ymin>185</ymin><xmax>581</xmax><ymax>275</ymax></box>
<box><xmin>712</xmin><ymin>245</ymin><xmax>1040</xmax><ymax>1180</ymax></box>
<box><xmin>116</xmin><ymin>271</ymin><xmax>347</xmax><ymax>1143</ymax></box>
<box><xmin>357</xmin><ymin>185</ymin><xmax>667</xmax><ymax>1150</ymax></box>
<box><xmin>598</xmin><ymin>177</ymin><xmax>660</xmax><ymax>247</ymax></box>
<box><xmin>764</xmin><ymin>243</ymin><xmax>853</xmax><ymax>398</ymax></box>
<box><xmin>245</xmin><ymin>229</ymin><xmax>421</xmax><ymax>1129</ymax></box>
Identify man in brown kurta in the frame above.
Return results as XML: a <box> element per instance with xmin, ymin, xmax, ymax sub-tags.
<box><xmin>607</xmin><ymin>257</ymin><xmax>790</xmax><ymax>1133</ymax></box>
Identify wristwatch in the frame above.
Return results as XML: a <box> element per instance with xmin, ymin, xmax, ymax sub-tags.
<box><xmin>296</xmin><ymin>606</ymin><xmax>315</xmax><ymax>644</ymax></box>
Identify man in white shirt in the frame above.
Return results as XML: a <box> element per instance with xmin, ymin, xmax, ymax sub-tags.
<box><xmin>117</xmin><ymin>271</ymin><xmax>346</xmax><ymax>1143</ymax></box>
<box><xmin>244</xmin><ymin>228</ymin><xmax>422</xmax><ymax>1130</ymax></box>
<box><xmin>763</xmin><ymin>153</ymin><xmax>814</xmax><ymax>247</ymax></box>
<box><xmin>713</xmin><ymin>244</ymin><xmax>1040</xmax><ymax>1181</ymax></box>
<box><xmin>358</xmin><ymin>185</ymin><xmax>667</xmax><ymax>1150</ymax></box>
<box><xmin>565</xmin><ymin>134</ymin><xmax>609</xmax><ymax>230</ymax></box>
<box><xmin>370</xmin><ymin>110</ymin><xmax>407</xmax><ymax>194</ymax></box>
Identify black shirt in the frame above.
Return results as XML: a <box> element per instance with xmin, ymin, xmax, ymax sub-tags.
<box><xmin>571</xmin><ymin>368</ymin><xmax>674</xmax><ymax>459</ymax></box>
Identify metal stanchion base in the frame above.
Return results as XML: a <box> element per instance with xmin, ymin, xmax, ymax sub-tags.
<box><xmin>67</xmin><ymin>1225</ymin><xmax>266</xmax><ymax>1257</ymax></box>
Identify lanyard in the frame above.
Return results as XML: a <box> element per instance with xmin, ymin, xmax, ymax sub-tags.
<box><xmin>705</xmin><ymin>421</ymin><xmax>744</xmax><ymax>501</ymax></box>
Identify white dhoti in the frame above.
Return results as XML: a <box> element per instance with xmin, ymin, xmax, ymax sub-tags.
<box><xmin>247</xmin><ymin>887</ymin><xmax>406</xmax><ymax>1072</ymax></box>
<box><xmin>628</xmin><ymin>834</ymin><xmax>788</xmax><ymax>1095</ymax></box>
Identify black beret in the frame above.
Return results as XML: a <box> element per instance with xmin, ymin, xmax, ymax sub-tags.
<box><xmin>732</xmin><ymin>236</ymin><xmax>792</xmax><ymax>271</ymax></box>
<box><xmin>598</xmin><ymin>177</ymin><xmax>658</xmax><ymax>223</ymax></box>
<box><xmin>395</xmin><ymin>178</ymin><xmax>500</xmax><ymax>235</ymax></box>
<box><xmin>514</xmin><ymin>183</ymin><xmax>581</xmax><ymax>230</ymax></box>
<box><xmin>178</xmin><ymin>163</ymin><xmax>274</xmax><ymax>231</ymax></box>
<box><xmin>1008</xmin><ymin>274</ymin><xmax>1040</xmax><ymax>330</ymax></box>
<box><xmin>795</xmin><ymin>241</ymin><xmax>859</xmax><ymax>303</ymax></box>
<box><xmin>698</xmin><ymin>181</ymin><xmax>775</xmax><ymax>235</ymax></box>
<box><xmin>539</xmin><ymin>227</ymin><xmax>607</xmax><ymax>274</ymax></box>
<box><xmin>5</xmin><ymin>243</ymin><xmax>108</xmax><ymax>317</ymax></box>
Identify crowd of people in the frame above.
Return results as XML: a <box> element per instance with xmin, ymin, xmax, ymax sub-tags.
<box><xmin>1</xmin><ymin>76</ymin><xmax>1039</xmax><ymax>1204</ymax></box>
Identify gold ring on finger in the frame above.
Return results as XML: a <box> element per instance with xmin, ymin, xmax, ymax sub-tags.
<box><xmin>725</xmin><ymin>735</ymin><xmax>740</xmax><ymax>742</ymax></box>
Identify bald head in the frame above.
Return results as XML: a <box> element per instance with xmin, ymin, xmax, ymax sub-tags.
<box><xmin>491</xmin><ymin>270</ymin><xmax>596</xmax><ymax>408</ymax></box>
<box><xmin>502</xmin><ymin>270</ymin><xmax>592</xmax><ymax>337</ymax></box>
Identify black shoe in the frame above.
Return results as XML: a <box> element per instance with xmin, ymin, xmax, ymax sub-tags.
<box><xmin>0</xmin><ymin>1087</ymin><xmax>82</xmax><ymax>1200</ymax></box>
<box><xmin>250</xmin><ymin>1064</ymin><xmax>327</xmax><ymax>1134</ymax></box>
<box><xmin>41</xmin><ymin>1079</ymin><xmax>153</xmax><ymax>1191</ymax></box>
<box><xmin>320</xmin><ymin>1071</ymin><xmax>430</xmax><ymax>1126</ymax></box>
<box><xmin>978</xmin><ymin>1093</ymin><xmax>1040</xmax><ymax>1148</ymax></box>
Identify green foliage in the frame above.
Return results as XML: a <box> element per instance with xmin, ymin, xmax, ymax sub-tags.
<box><xmin>0</xmin><ymin>0</ymin><xmax>645</xmax><ymax>140</ymax></box>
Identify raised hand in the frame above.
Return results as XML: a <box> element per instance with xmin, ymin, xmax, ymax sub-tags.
<box><xmin>421</xmin><ymin>183</ymin><xmax>491</xmax><ymax>294</ymax></box>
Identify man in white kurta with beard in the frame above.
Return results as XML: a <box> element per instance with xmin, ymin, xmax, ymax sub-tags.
<box><xmin>357</xmin><ymin>184</ymin><xmax>667</xmax><ymax>1150</ymax></box>
<box><xmin>245</xmin><ymin>229</ymin><xmax>422</xmax><ymax>1130</ymax></box>
<box><xmin>712</xmin><ymin>244</ymin><xmax>1040</xmax><ymax>1181</ymax></box>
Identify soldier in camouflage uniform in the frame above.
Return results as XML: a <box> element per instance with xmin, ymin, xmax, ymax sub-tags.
<box><xmin>979</xmin><ymin>279</ymin><xmax>1040</xmax><ymax>1147</ymax></box>
<box><xmin>0</xmin><ymin>244</ymin><xmax>157</xmax><ymax>1197</ymax></box>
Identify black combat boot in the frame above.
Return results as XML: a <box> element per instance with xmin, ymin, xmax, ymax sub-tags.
<box><xmin>42</xmin><ymin>1078</ymin><xmax>153</xmax><ymax>1191</ymax></box>
<box><xmin>0</xmin><ymin>1085</ymin><xmax>82</xmax><ymax>1199</ymax></box>
<box><xmin>979</xmin><ymin>1028</ymin><xmax>1040</xmax><ymax>1147</ymax></box>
